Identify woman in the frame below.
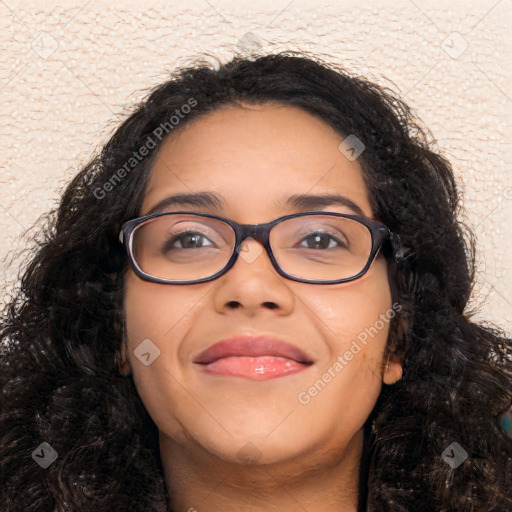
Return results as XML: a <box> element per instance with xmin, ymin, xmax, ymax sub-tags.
<box><xmin>1</xmin><ymin>51</ymin><xmax>511</xmax><ymax>511</ymax></box>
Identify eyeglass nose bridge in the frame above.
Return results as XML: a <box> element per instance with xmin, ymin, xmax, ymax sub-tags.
<box><xmin>232</xmin><ymin>221</ymin><xmax>275</xmax><ymax>261</ymax></box>
<box><xmin>215</xmin><ymin>220</ymin><xmax>280</xmax><ymax>280</ymax></box>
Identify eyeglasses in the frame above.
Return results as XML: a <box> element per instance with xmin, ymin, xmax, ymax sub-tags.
<box><xmin>118</xmin><ymin>210</ymin><xmax>401</xmax><ymax>285</ymax></box>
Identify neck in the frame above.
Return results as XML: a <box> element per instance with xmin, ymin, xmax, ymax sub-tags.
<box><xmin>159</xmin><ymin>430</ymin><xmax>363</xmax><ymax>512</ymax></box>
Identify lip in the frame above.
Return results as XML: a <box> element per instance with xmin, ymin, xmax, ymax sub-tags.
<box><xmin>193</xmin><ymin>335</ymin><xmax>314</xmax><ymax>381</ymax></box>
<box><xmin>193</xmin><ymin>335</ymin><xmax>314</xmax><ymax>365</ymax></box>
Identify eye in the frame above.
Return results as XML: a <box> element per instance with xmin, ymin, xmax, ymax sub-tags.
<box><xmin>162</xmin><ymin>230</ymin><xmax>215</xmax><ymax>251</ymax></box>
<box><xmin>296</xmin><ymin>231</ymin><xmax>349</xmax><ymax>250</ymax></box>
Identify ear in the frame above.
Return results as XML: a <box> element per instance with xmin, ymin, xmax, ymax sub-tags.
<box><xmin>117</xmin><ymin>339</ymin><xmax>132</xmax><ymax>376</ymax></box>
<box><xmin>383</xmin><ymin>358</ymin><xmax>403</xmax><ymax>385</ymax></box>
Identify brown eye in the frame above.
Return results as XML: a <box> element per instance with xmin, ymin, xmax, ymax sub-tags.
<box><xmin>295</xmin><ymin>232</ymin><xmax>349</xmax><ymax>250</ymax></box>
<box><xmin>162</xmin><ymin>231</ymin><xmax>214</xmax><ymax>252</ymax></box>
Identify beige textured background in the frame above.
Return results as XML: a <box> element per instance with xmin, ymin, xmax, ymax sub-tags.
<box><xmin>1</xmin><ymin>0</ymin><xmax>511</xmax><ymax>333</ymax></box>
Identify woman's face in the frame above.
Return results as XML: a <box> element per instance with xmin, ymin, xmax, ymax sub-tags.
<box><xmin>122</xmin><ymin>103</ymin><xmax>401</xmax><ymax>468</ymax></box>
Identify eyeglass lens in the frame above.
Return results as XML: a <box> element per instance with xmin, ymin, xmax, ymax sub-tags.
<box><xmin>130</xmin><ymin>214</ymin><xmax>373</xmax><ymax>282</ymax></box>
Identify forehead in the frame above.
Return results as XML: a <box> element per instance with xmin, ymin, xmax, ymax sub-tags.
<box><xmin>141</xmin><ymin>103</ymin><xmax>373</xmax><ymax>220</ymax></box>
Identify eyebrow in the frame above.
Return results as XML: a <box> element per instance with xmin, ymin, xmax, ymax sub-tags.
<box><xmin>144</xmin><ymin>192</ymin><xmax>226</xmax><ymax>216</ymax></box>
<box><xmin>281</xmin><ymin>193</ymin><xmax>365</xmax><ymax>216</ymax></box>
<box><xmin>144</xmin><ymin>192</ymin><xmax>365</xmax><ymax>217</ymax></box>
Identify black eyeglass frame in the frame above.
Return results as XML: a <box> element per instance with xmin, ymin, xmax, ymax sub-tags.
<box><xmin>118</xmin><ymin>210</ymin><xmax>401</xmax><ymax>285</ymax></box>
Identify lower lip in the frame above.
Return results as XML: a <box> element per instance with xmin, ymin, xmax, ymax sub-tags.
<box><xmin>196</xmin><ymin>356</ymin><xmax>311</xmax><ymax>381</ymax></box>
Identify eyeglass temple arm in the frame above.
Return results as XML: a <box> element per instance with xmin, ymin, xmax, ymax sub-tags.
<box><xmin>388</xmin><ymin>232</ymin><xmax>409</xmax><ymax>262</ymax></box>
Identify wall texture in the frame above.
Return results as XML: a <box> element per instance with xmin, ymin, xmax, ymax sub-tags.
<box><xmin>1</xmin><ymin>0</ymin><xmax>511</xmax><ymax>332</ymax></box>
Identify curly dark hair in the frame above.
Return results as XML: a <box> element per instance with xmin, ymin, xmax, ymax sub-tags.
<box><xmin>1</xmin><ymin>50</ymin><xmax>511</xmax><ymax>512</ymax></box>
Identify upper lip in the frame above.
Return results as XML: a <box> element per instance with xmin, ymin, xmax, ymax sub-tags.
<box><xmin>193</xmin><ymin>335</ymin><xmax>314</xmax><ymax>365</ymax></box>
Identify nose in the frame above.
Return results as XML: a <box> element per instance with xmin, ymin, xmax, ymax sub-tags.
<box><xmin>211</xmin><ymin>238</ymin><xmax>296</xmax><ymax>316</ymax></box>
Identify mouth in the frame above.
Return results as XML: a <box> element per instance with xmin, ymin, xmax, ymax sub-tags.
<box><xmin>193</xmin><ymin>335</ymin><xmax>314</xmax><ymax>381</ymax></box>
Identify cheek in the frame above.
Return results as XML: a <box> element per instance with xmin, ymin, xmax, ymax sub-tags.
<box><xmin>124</xmin><ymin>285</ymin><xmax>173</xmax><ymax>347</ymax></box>
<box><xmin>343</xmin><ymin>260</ymin><xmax>392</xmax><ymax>360</ymax></box>
<box><xmin>310</xmin><ymin>257</ymin><xmax>392</xmax><ymax>349</ymax></box>
<box><xmin>292</xmin><ymin>259</ymin><xmax>395</xmax><ymax>406</ymax></box>
<box><xmin>304</xmin><ymin>257</ymin><xmax>393</xmax><ymax>398</ymax></box>
<box><xmin>295</xmin><ymin>258</ymin><xmax>393</xmax><ymax>413</ymax></box>
<box><xmin>122</xmin><ymin>273</ymin><xmax>204</xmax><ymax>434</ymax></box>
<box><xmin>123</xmin><ymin>271</ymin><xmax>204</xmax><ymax>345</ymax></box>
